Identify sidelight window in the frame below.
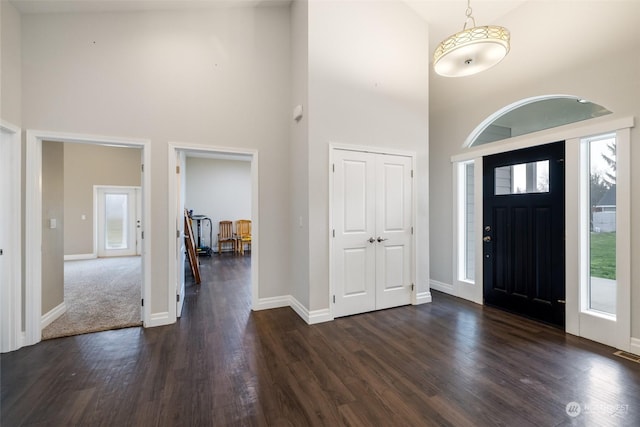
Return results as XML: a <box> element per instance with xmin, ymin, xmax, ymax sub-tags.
<box><xmin>457</xmin><ymin>161</ymin><xmax>475</xmax><ymax>282</ymax></box>
<box><xmin>586</xmin><ymin>135</ymin><xmax>617</xmax><ymax>315</ymax></box>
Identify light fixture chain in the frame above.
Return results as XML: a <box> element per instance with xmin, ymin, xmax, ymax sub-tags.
<box><xmin>463</xmin><ymin>0</ymin><xmax>477</xmax><ymax>30</ymax></box>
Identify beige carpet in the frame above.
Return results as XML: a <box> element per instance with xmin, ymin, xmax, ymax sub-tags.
<box><xmin>42</xmin><ymin>256</ymin><xmax>142</xmax><ymax>340</ymax></box>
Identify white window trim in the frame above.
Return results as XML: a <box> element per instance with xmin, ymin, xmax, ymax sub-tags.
<box><xmin>566</xmin><ymin>129</ymin><xmax>631</xmax><ymax>351</ymax></box>
<box><xmin>450</xmin><ymin>159</ymin><xmax>482</xmax><ymax>304</ymax></box>
<box><xmin>451</xmin><ymin>115</ymin><xmax>633</xmax><ymax>352</ymax></box>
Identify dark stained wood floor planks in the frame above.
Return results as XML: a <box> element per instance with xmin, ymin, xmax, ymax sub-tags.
<box><xmin>2</xmin><ymin>255</ymin><xmax>640</xmax><ymax>426</ymax></box>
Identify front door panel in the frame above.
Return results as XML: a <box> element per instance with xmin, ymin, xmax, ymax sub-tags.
<box><xmin>483</xmin><ymin>142</ymin><xmax>565</xmax><ymax>327</ymax></box>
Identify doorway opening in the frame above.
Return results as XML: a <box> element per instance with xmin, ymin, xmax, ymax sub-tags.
<box><xmin>168</xmin><ymin>144</ymin><xmax>258</xmax><ymax>320</ymax></box>
<box><xmin>25</xmin><ymin>131</ymin><xmax>151</xmax><ymax>347</ymax></box>
<box><xmin>41</xmin><ymin>143</ymin><xmax>144</xmax><ymax>339</ymax></box>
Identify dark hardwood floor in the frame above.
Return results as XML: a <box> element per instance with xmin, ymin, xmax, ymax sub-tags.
<box><xmin>2</xmin><ymin>255</ymin><xmax>639</xmax><ymax>426</ymax></box>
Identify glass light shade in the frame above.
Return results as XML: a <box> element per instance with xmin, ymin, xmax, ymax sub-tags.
<box><xmin>434</xmin><ymin>25</ymin><xmax>510</xmax><ymax>77</ymax></box>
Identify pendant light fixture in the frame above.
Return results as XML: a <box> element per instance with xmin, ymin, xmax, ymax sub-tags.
<box><xmin>433</xmin><ymin>0</ymin><xmax>510</xmax><ymax>77</ymax></box>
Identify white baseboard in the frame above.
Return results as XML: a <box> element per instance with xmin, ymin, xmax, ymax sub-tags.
<box><xmin>429</xmin><ymin>279</ymin><xmax>454</xmax><ymax>294</ymax></box>
<box><xmin>146</xmin><ymin>311</ymin><xmax>170</xmax><ymax>327</ymax></box>
<box><xmin>18</xmin><ymin>331</ymin><xmax>26</xmax><ymax>349</ymax></box>
<box><xmin>414</xmin><ymin>291</ymin><xmax>432</xmax><ymax>305</ymax></box>
<box><xmin>289</xmin><ymin>296</ymin><xmax>333</xmax><ymax>325</ymax></box>
<box><xmin>629</xmin><ymin>338</ymin><xmax>640</xmax><ymax>356</ymax></box>
<box><xmin>288</xmin><ymin>296</ymin><xmax>308</xmax><ymax>322</ymax></box>
<box><xmin>64</xmin><ymin>253</ymin><xmax>97</xmax><ymax>261</ymax></box>
<box><xmin>308</xmin><ymin>308</ymin><xmax>332</xmax><ymax>324</ymax></box>
<box><xmin>254</xmin><ymin>295</ymin><xmax>290</xmax><ymax>311</ymax></box>
<box><xmin>41</xmin><ymin>302</ymin><xmax>66</xmax><ymax>329</ymax></box>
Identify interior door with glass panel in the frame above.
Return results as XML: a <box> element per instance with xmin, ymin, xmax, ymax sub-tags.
<box><xmin>483</xmin><ymin>142</ymin><xmax>565</xmax><ymax>327</ymax></box>
<box><xmin>97</xmin><ymin>186</ymin><xmax>141</xmax><ymax>257</ymax></box>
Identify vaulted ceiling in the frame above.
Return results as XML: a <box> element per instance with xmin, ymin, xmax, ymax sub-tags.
<box><xmin>10</xmin><ymin>0</ymin><xmax>640</xmax><ymax>113</ymax></box>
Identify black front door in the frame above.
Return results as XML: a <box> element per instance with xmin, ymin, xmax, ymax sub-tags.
<box><xmin>483</xmin><ymin>142</ymin><xmax>565</xmax><ymax>327</ymax></box>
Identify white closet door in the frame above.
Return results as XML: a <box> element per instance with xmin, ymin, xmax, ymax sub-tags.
<box><xmin>333</xmin><ymin>149</ymin><xmax>412</xmax><ymax>317</ymax></box>
<box><xmin>333</xmin><ymin>150</ymin><xmax>377</xmax><ymax>317</ymax></box>
<box><xmin>375</xmin><ymin>154</ymin><xmax>413</xmax><ymax>310</ymax></box>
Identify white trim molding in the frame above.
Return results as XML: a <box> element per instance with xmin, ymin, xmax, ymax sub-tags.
<box><xmin>147</xmin><ymin>312</ymin><xmax>171</xmax><ymax>327</ymax></box>
<box><xmin>429</xmin><ymin>280</ymin><xmax>453</xmax><ymax>294</ymax></box>
<box><xmin>255</xmin><ymin>296</ymin><xmax>290</xmax><ymax>311</ymax></box>
<box><xmin>256</xmin><ymin>295</ymin><xmax>333</xmax><ymax>325</ymax></box>
<box><xmin>328</xmin><ymin>143</ymin><xmax>421</xmax><ymax>319</ymax></box>
<box><xmin>26</xmin><ymin>129</ymin><xmax>152</xmax><ymax>346</ymax></box>
<box><xmin>41</xmin><ymin>302</ymin><xmax>66</xmax><ymax>329</ymax></box>
<box><xmin>415</xmin><ymin>291</ymin><xmax>432</xmax><ymax>305</ymax></box>
<box><xmin>629</xmin><ymin>338</ymin><xmax>640</xmax><ymax>356</ymax></box>
<box><xmin>64</xmin><ymin>254</ymin><xmax>97</xmax><ymax>261</ymax></box>
<box><xmin>450</xmin><ymin>114</ymin><xmax>634</xmax><ymax>352</ymax></box>
<box><xmin>452</xmin><ymin>115</ymin><xmax>634</xmax><ymax>163</ymax></box>
<box><xmin>289</xmin><ymin>295</ymin><xmax>332</xmax><ymax>325</ymax></box>
<box><xmin>167</xmin><ymin>142</ymin><xmax>259</xmax><ymax>324</ymax></box>
<box><xmin>307</xmin><ymin>308</ymin><xmax>332</xmax><ymax>325</ymax></box>
<box><xmin>1</xmin><ymin>121</ymin><xmax>23</xmax><ymax>353</ymax></box>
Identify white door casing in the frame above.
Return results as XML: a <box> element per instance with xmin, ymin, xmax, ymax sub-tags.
<box><xmin>25</xmin><ymin>130</ymin><xmax>152</xmax><ymax>348</ymax></box>
<box><xmin>451</xmin><ymin>115</ymin><xmax>634</xmax><ymax>353</ymax></box>
<box><xmin>167</xmin><ymin>142</ymin><xmax>259</xmax><ymax>322</ymax></box>
<box><xmin>0</xmin><ymin>123</ymin><xmax>22</xmax><ymax>353</ymax></box>
<box><xmin>332</xmin><ymin>148</ymin><xmax>413</xmax><ymax>318</ymax></box>
<box><xmin>176</xmin><ymin>151</ymin><xmax>186</xmax><ymax>318</ymax></box>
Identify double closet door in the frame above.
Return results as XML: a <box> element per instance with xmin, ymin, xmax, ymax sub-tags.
<box><xmin>332</xmin><ymin>149</ymin><xmax>413</xmax><ymax>318</ymax></box>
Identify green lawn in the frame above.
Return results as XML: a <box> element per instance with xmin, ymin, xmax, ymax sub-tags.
<box><xmin>590</xmin><ymin>232</ymin><xmax>616</xmax><ymax>279</ymax></box>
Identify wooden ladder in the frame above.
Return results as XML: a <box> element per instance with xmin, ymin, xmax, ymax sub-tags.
<box><xmin>184</xmin><ymin>209</ymin><xmax>201</xmax><ymax>284</ymax></box>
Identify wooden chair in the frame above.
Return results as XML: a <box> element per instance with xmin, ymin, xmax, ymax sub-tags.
<box><xmin>217</xmin><ymin>221</ymin><xmax>236</xmax><ymax>254</ymax></box>
<box><xmin>235</xmin><ymin>219</ymin><xmax>252</xmax><ymax>255</ymax></box>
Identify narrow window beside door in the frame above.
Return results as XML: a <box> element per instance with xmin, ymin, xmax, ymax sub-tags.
<box><xmin>587</xmin><ymin>135</ymin><xmax>617</xmax><ymax>315</ymax></box>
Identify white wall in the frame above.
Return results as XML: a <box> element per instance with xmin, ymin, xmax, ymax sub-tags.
<box><xmin>64</xmin><ymin>143</ymin><xmax>141</xmax><ymax>256</ymax></box>
<box><xmin>429</xmin><ymin>2</ymin><xmax>640</xmax><ymax>336</ymax></box>
<box><xmin>185</xmin><ymin>157</ymin><xmax>251</xmax><ymax>251</ymax></box>
<box><xmin>307</xmin><ymin>0</ymin><xmax>430</xmax><ymax>311</ymax></box>
<box><xmin>289</xmin><ymin>0</ymin><xmax>310</xmax><ymax>308</ymax></box>
<box><xmin>22</xmin><ymin>7</ymin><xmax>291</xmax><ymax>316</ymax></box>
<box><xmin>41</xmin><ymin>141</ymin><xmax>64</xmax><ymax>315</ymax></box>
<box><xmin>1</xmin><ymin>0</ymin><xmax>22</xmax><ymax>126</ymax></box>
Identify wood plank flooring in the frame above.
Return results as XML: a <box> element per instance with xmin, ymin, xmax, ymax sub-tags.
<box><xmin>2</xmin><ymin>255</ymin><xmax>639</xmax><ymax>426</ymax></box>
